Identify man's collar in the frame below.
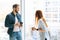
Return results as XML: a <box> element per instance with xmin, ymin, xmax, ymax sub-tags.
<box><xmin>11</xmin><ymin>12</ymin><xmax>16</xmax><ymax>16</ymax></box>
<box><xmin>11</xmin><ymin>11</ymin><xmax>19</xmax><ymax>16</ymax></box>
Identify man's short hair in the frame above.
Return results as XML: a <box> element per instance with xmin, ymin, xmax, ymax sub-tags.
<box><xmin>13</xmin><ymin>4</ymin><xmax>19</xmax><ymax>8</ymax></box>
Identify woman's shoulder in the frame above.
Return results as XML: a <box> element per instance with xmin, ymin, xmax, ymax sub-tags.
<box><xmin>38</xmin><ymin>19</ymin><xmax>45</xmax><ymax>25</ymax></box>
<box><xmin>38</xmin><ymin>19</ymin><xmax>43</xmax><ymax>23</ymax></box>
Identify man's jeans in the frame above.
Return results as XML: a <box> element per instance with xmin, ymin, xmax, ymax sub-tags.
<box><xmin>9</xmin><ymin>31</ymin><xmax>22</xmax><ymax>40</ymax></box>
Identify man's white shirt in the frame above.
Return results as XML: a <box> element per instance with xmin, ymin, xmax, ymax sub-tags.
<box><xmin>13</xmin><ymin>16</ymin><xmax>20</xmax><ymax>32</ymax></box>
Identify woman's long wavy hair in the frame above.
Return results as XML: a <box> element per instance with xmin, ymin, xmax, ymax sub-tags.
<box><xmin>35</xmin><ymin>10</ymin><xmax>48</xmax><ymax>27</ymax></box>
<box><xmin>35</xmin><ymin>10</ymin><xmax>43</xmax><ymax>20</ymax></box>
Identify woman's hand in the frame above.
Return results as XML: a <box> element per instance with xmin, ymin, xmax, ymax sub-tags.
<box><xmin>32</xmin><ymin>27</ymin><xmax>37</xmax><ymax>31</ymax></box>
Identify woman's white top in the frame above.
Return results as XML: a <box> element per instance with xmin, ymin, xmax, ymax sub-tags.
<box><xmin>38</xmin><ymin>19</ymin><xmax>50</xmax><ymax>40</ymax></box>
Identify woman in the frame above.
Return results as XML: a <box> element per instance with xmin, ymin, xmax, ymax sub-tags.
<box><xmin>35</xmin><ymin>10</ymin><xmax>50</xmax><ymax>40</ymax></box>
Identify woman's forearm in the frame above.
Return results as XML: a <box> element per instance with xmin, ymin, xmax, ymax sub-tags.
<box><xmin>39</xmin><ymin>30</ymin><xmax>46</xmax><ymax>32</ymax></box>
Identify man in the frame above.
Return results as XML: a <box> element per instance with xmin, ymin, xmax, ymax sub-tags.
<box><xmin>5</xmin><ymin>4</ymin><xmax>23</xmax><ymax>40</ymax></box>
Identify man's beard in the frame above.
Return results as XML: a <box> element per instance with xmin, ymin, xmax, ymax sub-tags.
<box><xmin>15</xmin><ymin>10</ymin><xmax>18</xmax><ymax>13</ymax></box>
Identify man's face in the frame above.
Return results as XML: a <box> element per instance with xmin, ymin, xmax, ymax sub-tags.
<box><xmin>15</xmin><ymin>6</ymin><xmax>19</xmax><ymax>13</ymax></box>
